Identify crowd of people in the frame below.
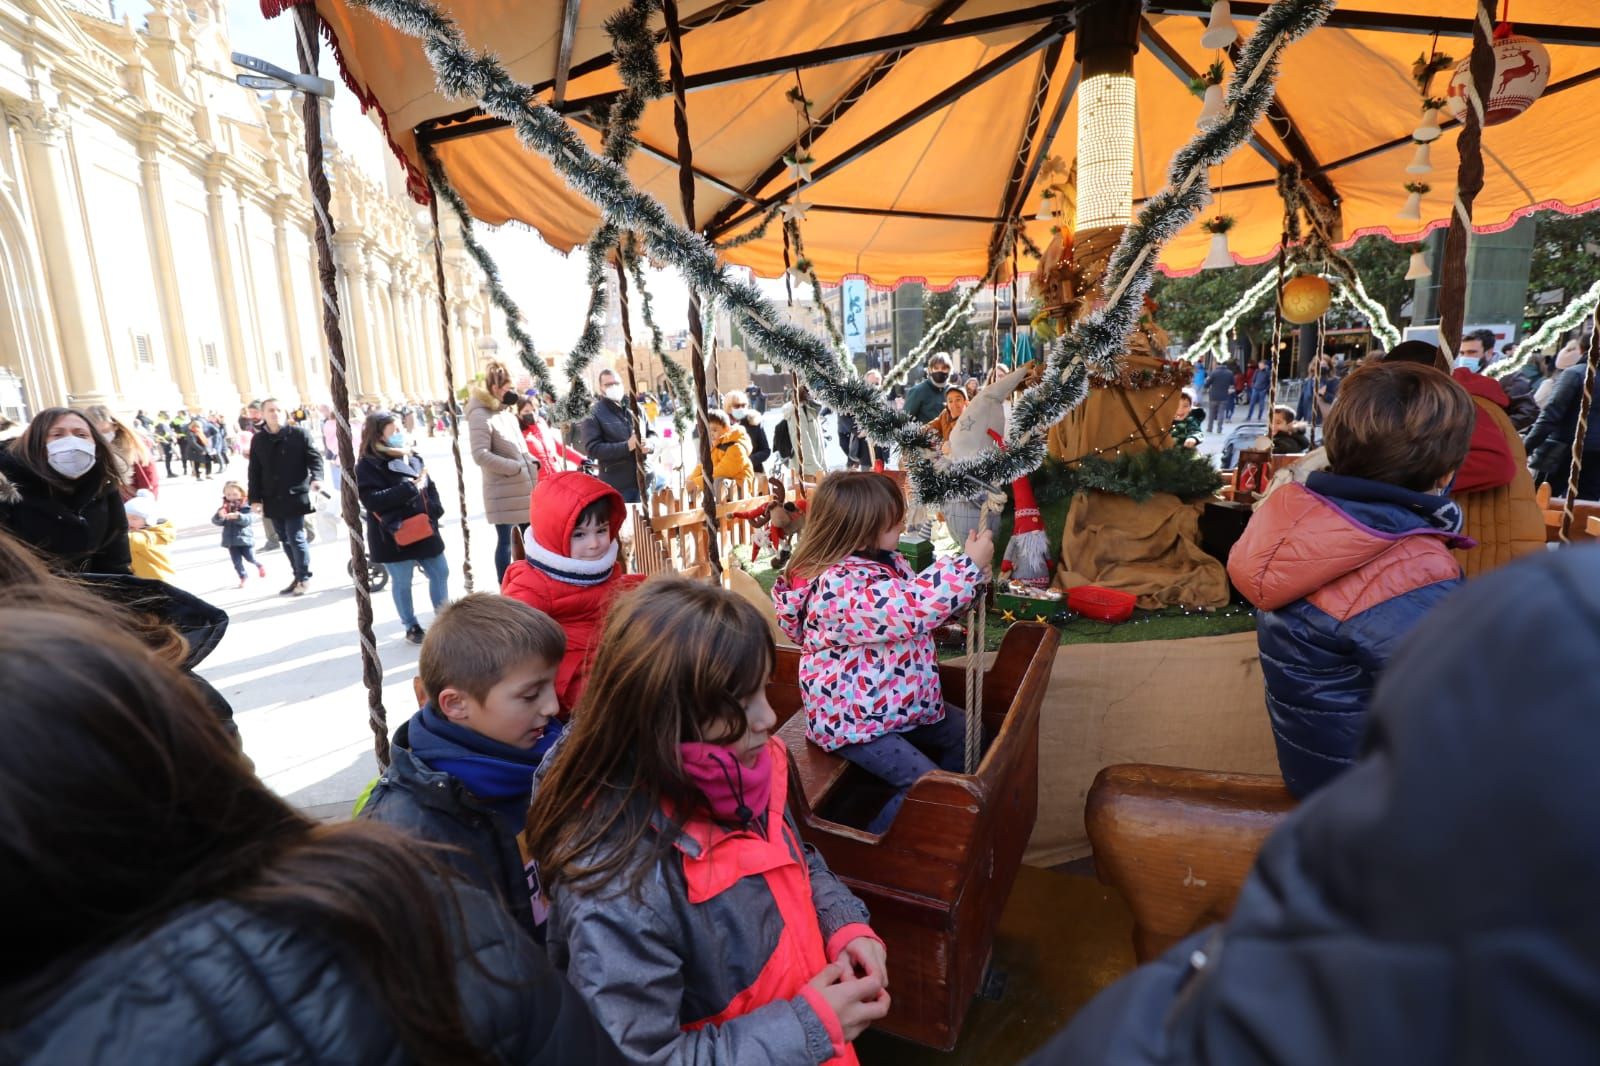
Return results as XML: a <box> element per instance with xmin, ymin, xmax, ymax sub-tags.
<box><xmin>5</xmin><ymin>328</ymin><xmax>1600</xmax><ymax>1063</ymax></box>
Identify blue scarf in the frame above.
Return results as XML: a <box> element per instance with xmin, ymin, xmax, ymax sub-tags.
<box><xmin>408</xmin><ymin>704</ymin><xmax>563</xmax><ymax>829</ymax></box>
<box><xmin>1305</xmin><ymin>471</ymin><xmax>1465</xmax><ymax>537</ymax></box>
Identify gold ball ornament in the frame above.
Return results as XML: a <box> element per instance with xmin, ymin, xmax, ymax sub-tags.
<box><xmin>1280</xmin><ymin>274</ymin><xmax>1332</xmax><ymax>325</ymax></box>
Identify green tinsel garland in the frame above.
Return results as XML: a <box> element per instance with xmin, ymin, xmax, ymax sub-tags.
<box><xmin>622</xmin><ymin>236</ymin><xmax>694</xmax><ymax>435</ymax></box>
<box><xmin>1033</xmin><ymin>448</ymin><xmax>1224</xmax><ymax>506</ymax></box>
<box><xmin>351</xmin><ymin>0</ymin><xmax>1333</xmax><ymax>505</ymax></box>
<box><xmin>1486</xmin><ymin>276</ymin><xmax>1600</xmax><ymax>378</ymax></box>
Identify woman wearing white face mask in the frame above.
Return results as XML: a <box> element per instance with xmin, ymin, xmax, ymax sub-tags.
<box><xmin>0</xmin><ymin>408</ymin><xmax>132</xmax><ymax>574</ymax></box>
<box><xmin>356</xmin><ymin>411</ymin><xmax>448</xmax><ymax>645</ymax></box>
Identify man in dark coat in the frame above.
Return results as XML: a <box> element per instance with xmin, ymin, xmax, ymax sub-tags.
<box><xmin>247</xmin><ymin>398</ymin><xmax>323</xmax><ymax>595</ymax></box>
<box><xmin>904</xmin><ymin>353</ymin><xmax>955</xmax><ymax>425</ymax></box>
<box><xmin>577</xmin><ymin>369</ymin><xmax>650</xmax><ymax>503</ymax></box>
<box><xmin>1525</xmin><ymin>361</ymin><xmax>1600</xmax><ymax>499</ymax></box>
<box><xmin>1029</xmin><ymin>546</ymin><xmax>1600</xmax><ymax>1065</ymax></box>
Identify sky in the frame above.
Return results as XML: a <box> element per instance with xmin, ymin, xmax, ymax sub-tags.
<box><xmin>147</xmin><ymin>0</ymin><xmax>724</xmax><ymax>351</ymax></box>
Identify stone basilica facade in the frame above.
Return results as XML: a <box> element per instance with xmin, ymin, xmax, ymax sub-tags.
<box><xmin>0</xmin><ymin>0</ymin><xmax>499</xmax><ymax>420</ymax></box>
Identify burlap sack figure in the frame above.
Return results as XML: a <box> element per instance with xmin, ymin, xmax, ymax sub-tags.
<box><xmin>1055</xmin><ymin>491</ymin><xmax>1229</xmax><ymax>609</ymax></box>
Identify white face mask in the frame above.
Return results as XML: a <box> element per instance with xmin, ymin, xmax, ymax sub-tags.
<box><xmin>602</xmin><ymin>383</ymin><xmax>625</xmax><ymax>403</ymax></box>
<box><xmin>46</xmin><ymin>436</ymin><xmax>97</xmax><ymax>479</ymax></box>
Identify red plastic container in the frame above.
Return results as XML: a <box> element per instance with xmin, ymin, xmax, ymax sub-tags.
<box><xmin>1067</xmin><ymin>585</ymin><xmax>1138</xmax><ymax>624</ymax></box>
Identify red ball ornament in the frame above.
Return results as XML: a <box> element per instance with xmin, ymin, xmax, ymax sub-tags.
<box><xmin>1445</xmin><ymin>33</ymin><xmax>1550</xmax><ymax>126</ymax></box>
<box><xmin>1280</xmin><ymin>274</ymin><xmax>1331</xmax><ymax>325</ymax></box>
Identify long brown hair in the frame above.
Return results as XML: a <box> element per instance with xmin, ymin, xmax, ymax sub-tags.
<box><xmin>8</xmin><ymin>407</ymin><xmax>117</xmax><ymax>494</ymax></box>
<box><xmin>783</xmin><ymin>470</ymin><xmax>905</xmax><ymax>583</ymax></box>
<box><xmin>526</xmin><ymin>577</ymin><xmax>775</xmax><ymax>896</ymax></box>
<box><xmin>359</xmin><ymin>410</ymin><xmax>400</xmax><ymax>461</ymax></box>
<box><xmin>0</xmin><ymin>529</ymin><xmax>187</xmax><ymax>665</ymax></box>
<box><xmin>82</xmin><ymin>403</ymin><xmax>150</xmax><ymax>471</ymax></box>
<box><xmin>0</xmin><ymin>607</ymin><xmax>497</xmax><ymax>1064</ymax></box>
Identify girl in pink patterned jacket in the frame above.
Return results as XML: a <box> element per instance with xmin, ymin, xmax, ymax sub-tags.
<box><xmin>773</xmin><ymin>472</ymin><xmax>993</xmax><ymax>833</ymax></box>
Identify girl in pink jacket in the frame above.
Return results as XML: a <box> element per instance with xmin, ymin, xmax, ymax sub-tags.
<box><xmin>773</xmin><ymin>472</ymin><xmax>993</xmax><ymax>833</ymax></box>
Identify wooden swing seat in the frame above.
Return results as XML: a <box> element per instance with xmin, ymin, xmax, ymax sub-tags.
<box><xmin>1085</xmin><ymin>763</ymin><xmax>1295</xmax><ymax>964</ymax></box>
<box><xmin>768</xmin><ymin>622</ymin><xmax>1057</xmax><ymax>1050</ymax></box>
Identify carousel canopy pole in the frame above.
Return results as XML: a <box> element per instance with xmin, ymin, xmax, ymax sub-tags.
<box><xmin>1435</xmin><ymin>0</ymin><xmax>1496</xmax><ymax>361</ymax></box>
<box><xmin>612</xmin><ymin>254</ymin><xmax>654</xmax><ymax>506</ymax></box>
<box><xmin>292</xmin><ymin>6</ymin><xmax>389</xmax><ymax>767</ymax></box>
<box><xmin>663</xmin><ymin>0</ymin><xmax>722</xmax><ymax>581</ymax></box>
<box><xmin>1559</xmin><ymin>312</ymin><xmax>1600</xmax><ymax>544</ymax></box>
<box><xmin>1070</xmin><ymin>0</ymin><xmax>1143</xmax><ymax>293</ymax></box>
<box><xmin>427</xmin><ymin>192</ymin><xmax>475</xmax><ymax>594</ymax></box>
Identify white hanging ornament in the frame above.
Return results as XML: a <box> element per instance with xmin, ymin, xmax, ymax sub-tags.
<box><xmin>1196</xmin><ymin>83</ymin><xmax>1226</xmax><ymax>127</ymax></box>
<box><xmin>1404</xmin><ymin>251</ymin><xmax>1432</xmax><ymax>280</ymax></box>
<box><xmin>1413</xmin><ymin>107</ymin><xmax>1443</xmax><ymax>142</ymax></box>
<box><xmin>1405</xmin><ymin>139</ymin><xmax>1433</xmax><ymax>174</ymax></box>
<box><xmin>1202</xmin><ymin>231</ymin><xmax>1234</xmax><ymax>270</ymax></box>
<box><xmin>785</xmin><ymin>154</ymin><xmax>814</xmax><ymax>182</ymax></box>
<box><xmin>1200</xmin><ymin>0</ymin><xmax>1239</xmax><ymax>50</ymax></box>
<box><xmin>780</xmin><ymin>200</ymin><xmax>813</xmax><ymax>222</ymax></box>
<box><xmin>1035</xmin><ymin>190</ymin><xmax>1055</xmax><ymax>221</ymax></box>
<box><xmin>1398</xmin><ymin>188</ymin><xmax>1425</xmax><ymax>221</ymax></box>
<box><xmin>1445</xmin><ymin>31</ymin><xmax>1551</xmax><ymax>126</ymax></box>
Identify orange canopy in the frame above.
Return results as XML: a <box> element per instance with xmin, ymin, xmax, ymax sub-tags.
<box><xmin>277</xmin><ymin>0</ymin><xmax>1600</xmax><ymax>285</ymax></box>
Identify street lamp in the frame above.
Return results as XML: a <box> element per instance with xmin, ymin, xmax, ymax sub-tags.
<box><xmin>231</xmin><ymin>52</ymin><xmax>335</xmax><ymax>98</ymax></box>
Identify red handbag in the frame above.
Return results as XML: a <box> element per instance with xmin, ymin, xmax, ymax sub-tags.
<box><xmin>391</xmin><ymin>512</ymin><xmax>435</xmax><ymax>546</ymax></box>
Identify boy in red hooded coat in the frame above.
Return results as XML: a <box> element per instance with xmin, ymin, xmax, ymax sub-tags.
<box><xmin>501</xmin><ymin>471</ymin><xmax>643</xmax><ymax>716</ymax></box>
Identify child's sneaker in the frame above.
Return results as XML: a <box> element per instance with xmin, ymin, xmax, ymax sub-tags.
<box><xmin>256</xmin><ymin>563</ymin><xmax>267</xmax><ymax>578</ymax></box>
<box><xmin>238</xmin><ymin>574</ymin><xmax>247</xmax><ymax>588</ymax></box>
<box><xmin>405</xmin><ymin>624</ymin><xmax>425</xmax><ymax>645</ymax></box>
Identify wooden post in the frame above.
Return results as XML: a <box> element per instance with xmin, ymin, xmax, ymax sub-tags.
<box><xmin>613</xmin><ymin>255</ymin><xmax>654</xmax><ymax>506</ymax></box>
<box><xmin>1435</xmin><ymin>0</ymin><xmax>1496</xmax><ymax>359</ymax></box>
<box><xmin>663</xmin><ymin>0</ymin><xmax>721</xmax><ymax>580</ymax></box>
<box><xmin>293</xmin><ymin>6</ymin><xmax>388</xmax><ymax>767</ymax></box>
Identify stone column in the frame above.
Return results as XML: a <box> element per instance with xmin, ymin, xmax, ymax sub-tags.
<box><xmin>270</xmin><ymin>196</ymin><xmax>312</xmax><ymax>404</ymax></box>
<box><xmin>395</xmin><ymin>267</ymin><xmax>427</xmax><ymax>402</ymax></box>
<box><xmin>203</xmin><ymin>155</ymin><xmax>254</xmax><ymax>405</ymax></box>
<box><xmin>334</xmin><ymin>237</ymin><xmax>381</xmax><ymax>404</ymax></box>
<box><xmin>381</xmin><ymin>270</ymin><xmax>416</xmax><ymax>401</ymax></box>
<box><xmin>362</xmin><ymin>245</ymin><xmax>398</xmax><ymax>401</ymax></box>
<box><xmin>135</xmin><ymin>120</ymin><xmax>200</xmax><ymax>409</ymax></box>
<box><xmin>12</xmin><ymin>101</ymin><xmax>118</xmax><ymax>407</ymax></box>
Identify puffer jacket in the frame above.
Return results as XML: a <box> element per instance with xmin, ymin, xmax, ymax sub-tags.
<box><xmin>361</xmin><ymin>715</ymin><xmax>551</xmax><ymax>941</ymax></box>
<box><xmin>523</xmin><ymin>415</ymin><xmax>585</xmax><ymax>473</ymax></box>
<box><xmin>692</xmin><ymin>426</ymin><xmax>754</xmax><ymax>487</ymax></box>
<box><xmin>211</xmin><ymin>502</ymin><xmax>254</xmax><ymax>547</ymax></box>
<box><xmin>545</xmin><ymin>737</ymin><xmax>876</xmax><ymax>1066</ymax></box>
<box><xmin>1228</xmin><ymin>472</ymin><xmax>1466</xmax><ymax>798</ymax></box>
<box><xmin>0</xmin><ymin>885</ymin><xmax>625</xmax><ymax>1065</ymax></box>
<box><xmin>500</xmin><ymin>471</ymin><xmax>643</xmax><ymax>714</ymax></box>
<box><xmin>356</xmin><ymin>450</ymin><xmax>446</xmax><ymax>564</ymax></box>
<box><xmin>465</xmin><ymin>385</ymin><xmax>538</xmax><ymax>525</ymax></box>
<box><xmin>740</xmin><ymin>410</ymin><xmax>772</xmax><ymax>471</ymax></box>
<box><xmin>1029</xmin><ymin>547</ymin><xmax>1600</xmax><ymax>1066</ymax></box>
<box><xmin>773</xmin><ymin>550</ymin><xmax>983</xmax><ymax>750</ymax></box>
<box><xmin>0</xmin><ymin>448</ymin><xmax>131</xmax><ymax>575</ymax></box>
<box><xmin>1452</xmin><ymin>396</ymin><xmax>1546</xmax><ymax>580</ymax></box>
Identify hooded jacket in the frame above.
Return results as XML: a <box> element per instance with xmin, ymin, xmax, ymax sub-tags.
<box><xmin>523</xmin><ymin>414</ymin><xmax>585</xmax><ymax>473</ymax></box>
<box><xmin>465</xmin><ymin>385</ymin><xmax>538</xmax><ymax>526</ymax></box>
<box><xmin>1449</xmin><ymin>367</ymin><xmax>1517</xmax><ymax>494</ymax></box>
<box><xmin>1030</xmin><ymin>547</ymin><xmax>1600</xmax><ymax>1066</ymax></box>
<box><xmin>545</xmin><ymin>737</ymin><xmax>876</xmax><ymax>1066</ymax></box>
<box><xmin>211</xmin><ymin>499</ymin><xmax>255</xmax><ymax>547</ymax></box>
<box><xmin>500</xmin><ymin>471</ymin><xmax>643</xmax><ymax>714</ymax></box>
<box><xmin>773</xmin><ymin>551</ymin><xmax>983</xmax><ymax>750</ymax></box>
<box><xmin>1525</xmin><ymin>362</ymin><xmax>1600</xmax><ymax>471</ymax></box>
<box><xmin>0</xmin><ymin>882</ymin><xmax>626</xmax><ymax>1066</ymax></box>
<box><xmin>0</xmin><ymin>448</ymin><xmax>131</xmax><ymax>575</ymax></box>
<box><xmin>692</xmin><ymin>425</ymin><xmax>754</xmax><ymax>487</ymax></box>
<box><xmin>1227</xmin><ymin>472</ymin><xmax>1466</xmax><ymax>797</ymax></box>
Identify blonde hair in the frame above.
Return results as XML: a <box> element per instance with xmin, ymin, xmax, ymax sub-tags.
<box><xmin>81</xmin><ymin>404</ymin><xmax>148</xmax><ymax>473</ymax></box>
<box><xmin>783</xmin><ymin>471</ymin><xmax>905</xmax><ymax>583</ymax></box>
<box><xmin>221</xmin><ymin>480</ymin><xmax>246</xmax><ymax>498</ymax></box>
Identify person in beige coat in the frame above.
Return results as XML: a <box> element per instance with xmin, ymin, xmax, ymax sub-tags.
<box><xmin>465</xmin><ymin>361</ymin><xmax>538</xmax><ymax>581</ymax></box>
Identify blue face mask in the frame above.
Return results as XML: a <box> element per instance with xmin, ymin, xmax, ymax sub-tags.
<box><xmin>1454</xmin><ymin>356</ymin><xmax>1481</xmax><ymax>371</ymax></box>
<box><xmin>385</xmin><ymin>432</ymin><xmax>406</xmax><ymax>449</ymax></box>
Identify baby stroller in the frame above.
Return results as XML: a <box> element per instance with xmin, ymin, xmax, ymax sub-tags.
<box><xmin>318</xmin><ymin>489</ymin><xmax>390</xmax><ymax>593</ymax></box>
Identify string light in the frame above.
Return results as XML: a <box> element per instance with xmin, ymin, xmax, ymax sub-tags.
<box><xmin>1076</xmin><ymin>72</ymin><xmax>1136</xmax><ymax>231</ymax></box>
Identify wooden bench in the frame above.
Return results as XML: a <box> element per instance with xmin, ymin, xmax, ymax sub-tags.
<box><xmin>769</xmin><ymin>622</ymin><xmax>1056</xmax><ymax>1050</ymax></box>
<box><xmin>1085</xmin><ymin>763</ymin><xmax>1296</xmax><ymax>963</ymax></box>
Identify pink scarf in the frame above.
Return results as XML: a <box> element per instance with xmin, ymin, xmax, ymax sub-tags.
<box><xmin>679</xmin><ymin>742</ymin><xmax>772</xmax><ymax>826</ymax></box>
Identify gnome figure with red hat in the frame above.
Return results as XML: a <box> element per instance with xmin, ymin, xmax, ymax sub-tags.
<box><xmin>1000</xmin><ymin>472</ymin><xmax>1053</xmax><ymax>588</ymax></box>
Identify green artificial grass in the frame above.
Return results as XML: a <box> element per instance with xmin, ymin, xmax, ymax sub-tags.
<box><xmin>729</xmin><ymin>512</ymin><xmax>1256</xmax><ymax>653</ymax></box>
